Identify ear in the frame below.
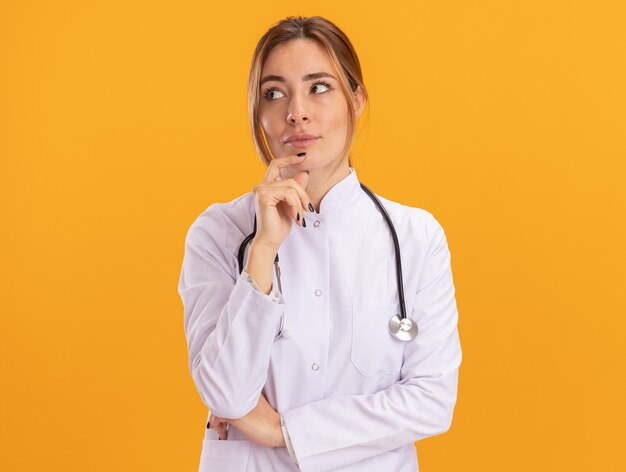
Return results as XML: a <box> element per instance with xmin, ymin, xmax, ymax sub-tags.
<box><xmin>352</xmin><ymin>85</ymin><xmax>366</xmax><ymax>119</ymax></box>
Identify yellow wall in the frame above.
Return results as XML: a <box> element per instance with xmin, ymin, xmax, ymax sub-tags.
<box><xmin>1</xmin><ymin>1</ymin><xmax>624</xmax><ymax>470</ymax></box>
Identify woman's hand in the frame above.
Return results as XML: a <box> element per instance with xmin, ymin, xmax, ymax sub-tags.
<box><xmin>210</xmin><ymin>393</ymin><xmax>286</xmax><ymax>448</ymax></box>
<box><xmin>252</xmin><ymin>153</ymin><xmax>314</xmax><ymax>251</ymax></box>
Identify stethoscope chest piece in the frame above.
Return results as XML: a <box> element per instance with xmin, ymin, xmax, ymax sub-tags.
<box><xmin>389</xmin><ymin>314</ymin><xmax>418</xmax><ymax>341</ymax></box>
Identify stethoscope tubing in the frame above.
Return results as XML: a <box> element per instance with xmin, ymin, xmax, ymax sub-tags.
<box><xmin>359</xmin><ymin>183</ymin><xmax>407</xmax><ymax>321</ymax></box>
<box><xmin>237</xmin><ymin>183</ymin><xmax>408</xmax><ymax>321</ymax></box>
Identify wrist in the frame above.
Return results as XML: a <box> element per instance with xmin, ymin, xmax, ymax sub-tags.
<box><xmin>275</xmin><ymin>422</ymin><xmax>286</xmax><ymax>448</ymax></box>
<box><xmin>249</xmin><ymin>239</ymin><xmax>279</xmax><ymax>258</ymax></box>
<box><xmin>244</xmin><ymin>240</ymin><xmax>277</xmax><ymax>296</ymax></box>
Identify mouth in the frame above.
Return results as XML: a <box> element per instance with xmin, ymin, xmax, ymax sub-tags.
<box><xmin>285</xmin><ymin>137</ymin><xmax>320</xmax><ymax>148</ymax></box>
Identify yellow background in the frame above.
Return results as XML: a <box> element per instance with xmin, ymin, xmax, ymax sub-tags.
<box><xmin>1</xmin><ymin>1</ymin><xmax>624</xmax><ymax>470</ymax></box>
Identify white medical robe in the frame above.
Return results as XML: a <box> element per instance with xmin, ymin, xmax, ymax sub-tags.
<box><xmin>178</xmin><ymin>167</ymin><xmax>462</xmax><ymax>471</ymax></box>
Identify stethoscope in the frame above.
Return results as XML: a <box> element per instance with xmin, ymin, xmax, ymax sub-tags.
<box><xmin>237</xmin><ymin>183</ymin><xmax>418</xmax><ymax>342</ymax></box>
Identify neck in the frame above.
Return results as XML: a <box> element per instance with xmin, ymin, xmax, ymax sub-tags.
<box><xmin>304</xmin><ymin>161</ymin><xmax>351</xmax><ymax>213</ymax></box>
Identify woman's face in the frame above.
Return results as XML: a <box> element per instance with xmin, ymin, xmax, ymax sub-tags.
<box><xmin>258</xmin><ymin>38</ymin><xmax>365</xmax><ymax>174</ymax></box>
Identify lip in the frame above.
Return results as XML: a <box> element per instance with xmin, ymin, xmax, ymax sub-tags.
<box><xmin>284</xmin><ymin>133</ymin><xmax>319</xmax><ymax>143</ymax></box>
<box><xmin>285</xmin><ymin>137</ymin><xmax>319</xmax><ymax>148</ymax></box>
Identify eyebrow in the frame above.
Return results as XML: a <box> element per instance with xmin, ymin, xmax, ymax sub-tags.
<box><xmin>260</xmin><ymin>72</ymin><xmax>337</xmax><ymax>86</ymax></box>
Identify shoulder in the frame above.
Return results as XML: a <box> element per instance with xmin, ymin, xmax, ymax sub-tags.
<box><xmin>373</xmin><ymin>193</ymin><xmax>447</xmax><ymax>245</ymax></box>
<box><xmin>184</xmin><ymin>192</ymin><xmax>255</xmax><ymax>252</ymax></box>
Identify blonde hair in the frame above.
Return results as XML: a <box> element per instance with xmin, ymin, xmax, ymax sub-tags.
<box><xmin>248</xmin><ymin>16</ymin><xmax>369</xmax><ymax>169</ymax></box>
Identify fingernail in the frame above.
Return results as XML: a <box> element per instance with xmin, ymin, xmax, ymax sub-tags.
<box><xmin>296</xmin><ymin>212</ymin><xmax>300</xmax><ymax>221</ymax></box>
<box><xmin>308</xmin><ymin>203</ymin><xmax>315</xmax><ymax>213</ymax></box>
<box><xmin>297</xmin><ymin>152</ymin><xmax>306</xmax><ymax>157</ymax></box>
<box><xmin>302</xmin><ymin>217</ymin><xmax>307</xmax><ymax>227</ymax></box>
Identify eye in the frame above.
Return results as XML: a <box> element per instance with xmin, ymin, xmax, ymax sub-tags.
<box><xmin>311</xmin><ymin>81</ymin><xmax>332</xmax><ymax>94</ymax></box>
<box><xmin>262</xmin><ymin>81</ymin><xmax>333</xmax><ymax>102</ymax></box>
<box><xmin>262</xmin><ymin>88</ymin><xmax>285</xmax><ymax>101</ymax></box>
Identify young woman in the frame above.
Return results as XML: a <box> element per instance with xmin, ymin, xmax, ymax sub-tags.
<box><xmin>178</xmin><ymin>15</ymin><xmax>462</xmax><ymax>472</ymax></box>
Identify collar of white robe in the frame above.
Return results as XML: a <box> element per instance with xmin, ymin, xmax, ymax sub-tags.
<box><xmin>237</xmin><ymin>182</ymin><xmax>418</xmax><ymax>342</ymax></box>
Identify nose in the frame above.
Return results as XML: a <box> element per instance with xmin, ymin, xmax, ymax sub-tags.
<box><xmin>286</xmin><ymin>95</ymin><xmax>310</xmax><ymax>124</ymax></box>
<box><xmin>287</xmin><ymin>112</ymin><xmax>309</xmax><ymax>124</ymax></box>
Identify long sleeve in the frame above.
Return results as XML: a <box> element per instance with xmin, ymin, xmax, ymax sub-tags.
<box><xmin>241</xmin><ymin>268</ymin><xmax>282</xmax><ymax>304</ymax></box>
<box><xmin>178</xmin><ymin>206</ymin><xmax>286</xmax><ymax>419</ymax></box>
<box><xmin>280</xmin><ymin>414</ymin><xmax>300</xmax><ymax>467</ymax></box>
<box><xmin>280</xmin><ymin>214</ymin><xmax>462</xmax><ymax>472</ymax></box>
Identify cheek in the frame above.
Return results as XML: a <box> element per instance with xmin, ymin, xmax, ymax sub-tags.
<box><xmin>259</xmin><ymin>111</ymin><xmax>282</xmax><ymax>141</ymax></box>
<box><xmin>326</xmin><ymin>109</ymin><xmax>349</xmax><ymax>140</ymax></box>
<box><xmin>326</xmin><ymin>97</ymin><xmax>349</xmax><ymax>127</ymax></box>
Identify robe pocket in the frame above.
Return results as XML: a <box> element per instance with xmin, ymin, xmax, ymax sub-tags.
<box><xmin>198</xmin><ymin>437</ymin><xmax>252</xmax><ymax>472</ymax></box>
<box><xmin>351</xmin><ymin>301</ymin><xmax>406</xmax><ymax>376</ymax></box>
